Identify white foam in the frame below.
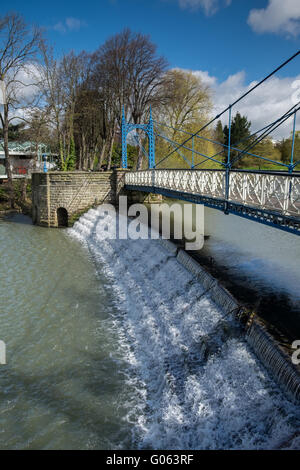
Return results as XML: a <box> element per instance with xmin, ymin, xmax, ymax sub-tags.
<box><xmin>68</xmin><ymin>208</ymin><xmax>300</xmax><ymax>450</ymax></box>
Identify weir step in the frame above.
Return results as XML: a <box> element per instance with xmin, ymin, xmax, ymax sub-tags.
<box><xmin>160</xmin><ymin>240</ymin><xmax>300</xmax><ymax>404</ymax></box>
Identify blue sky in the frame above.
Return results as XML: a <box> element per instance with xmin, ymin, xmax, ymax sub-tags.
<box><xmin>5</xmin><ymin>0</ymin><xmax>299</xmax><ymax>78</ymax></box>
<box><xmin>4</xmin><ymin>0</ymin><xmax>300</xmax><ymax>137</ymax></box>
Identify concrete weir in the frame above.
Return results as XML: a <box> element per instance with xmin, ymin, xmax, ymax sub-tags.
<box><xmin>159</xmin><ymin>238</ymin><xmax>300</xmax><ymax>404</ymax></box>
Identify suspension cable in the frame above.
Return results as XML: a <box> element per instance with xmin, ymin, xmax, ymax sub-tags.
<box><xmin>155</xmin><ymin>50</ymin><xmax>300</xmax><ymax>166</ymax></box>
<box><xmin>192</xmin><ymin>103</ymin><xmax>300</xmax><ymax>169</ymax></box>
<box><xmin>231</xmin><ymin>106</ymin><xmax>300</xmax><ymax>167</ymax></box>
<box><xmin>155</xmin><ymin>103</ymin><xmax>299</xmax><ymax>169</ymax></box>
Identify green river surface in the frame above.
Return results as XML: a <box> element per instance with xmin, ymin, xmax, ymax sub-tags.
<box><xmin>0</xmin><ymin>214</ymin><xmax>131</xmax><ymax>450</ymax></box>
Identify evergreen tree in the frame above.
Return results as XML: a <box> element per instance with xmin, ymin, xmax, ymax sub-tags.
<box><xmin>276</xmin><ymin>131</ymin><xmax>300</xmax><ymax>165</ymax></box>
<box><xmin>215</xmin><ymin>120</ymin><xmax>224</xmax><ymax>145</ymax></box>
<box><xmin>223</xmin><ymin>112</ymin><xmax>251</xmax><ymax>168</ymax></box>
<box><xmin>214</xmin><ymin>120</ymin><xmax>225</xmax><ymax>161</ymax></box>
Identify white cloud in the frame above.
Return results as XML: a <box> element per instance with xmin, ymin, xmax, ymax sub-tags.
<box><xmin>53</xmin><ymin>17</ymin><xmax>87</xmax><ymax>34</ymax></box>
<box><xmin>4</xmin><ymin>64</ymin><xmax>41</xmax><ymax>104</ymax></box>
<box><xmin>65</xmin><ymin>17</ymin><xmax>84</xmax><ymax>31</ymax></box>
<box><xmin>53</xmin><ymin>22</ymin><xmax>66</xmax><ymax>34</ymax></box>
<box><xmin>248</xmin><ymin>0</ymin><xmax>300</xmax><ymax>37</ymax></box>
<box><xmin>182</xmin><ymin>68</ymin><xmax>300</xmax><ymax>139</ymax></box>
<box><xmin>1</xmin><ymin>64</ymin><xmax>43</xmax><ymax>124</ymax></box>
<box><xmin>0</xmin><ymin>81</ymin><xmax>6</xmax><ymax>105</ymax></box>
<box><xmin>192</xmin><ymin>70</ymin><xmax>217</xmax><ymax>87</ymax></box>
<box><xmin>178</xmin><ymin>0</ymin><xmax>231</xmax><ymax>16</ymax></box>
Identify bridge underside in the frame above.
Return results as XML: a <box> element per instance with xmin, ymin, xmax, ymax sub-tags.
<box><xmin>125</xmin><ymin>184</ymin><xmax>300</xmax><ymax>236</ymax></box>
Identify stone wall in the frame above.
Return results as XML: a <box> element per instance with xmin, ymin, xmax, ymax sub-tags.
<box><xmin>32</xmin><ymin>170</ymin><xmax>127</xmax><ymax>228</ymax></box>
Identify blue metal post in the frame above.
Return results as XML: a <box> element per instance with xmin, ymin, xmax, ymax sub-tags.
<box><xmin>192</xmin><ymin>136</ymin><xmax>194</xmax><ymax>169</ymax></box>
<box><xmin>43</xmin><ymin>154</ymin><xmax>48</xmax><ymax>173</ymax></box>
<box><xmin>225</xmin><ymin>105</ymin><xmax>232</xmax><ymax>213</ymax></box>
<box><xmin>121</xmin><ymin>107</ymin><xmax>128</xmax><ymax>169</ymax></box>
<box><xmin>289</xmin><ymin>111</ymin><xmax>297</xmax><ymax>173</ymax></box>
<box><xmin>148</xmin><ymin>106</ymin><xmax>155</xmax><ymax>169</ymax></box>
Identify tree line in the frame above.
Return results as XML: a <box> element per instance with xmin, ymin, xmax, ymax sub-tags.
<box><xmin>215</xmin><ymin>113</ymin><xmax>299</xmax><ymax>170</ymax></box>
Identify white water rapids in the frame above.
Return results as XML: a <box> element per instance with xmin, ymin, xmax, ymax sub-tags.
<box><xmin>68</xmin><ymin>206</ymin><xmax>300</xmax><ymax>450</ymax></box>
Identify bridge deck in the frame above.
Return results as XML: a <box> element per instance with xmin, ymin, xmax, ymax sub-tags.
<box><xmin>125</xmin><ymin>169</ymin><xmax>300</xmax><ymax>235</ymax></box>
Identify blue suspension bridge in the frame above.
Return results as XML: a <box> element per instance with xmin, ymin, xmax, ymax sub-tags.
<box><xmin>121</xmin><ymin>51</ymin><xmax>300</xmax><ymax>236</ymax></box>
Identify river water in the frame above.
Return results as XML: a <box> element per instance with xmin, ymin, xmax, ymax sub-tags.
<box><xmin>0</xmin><ymin>210</ymin><xmax>300</xmax><ymax>449</ymax></box>
<box><xmin>202</xmin><ymin>206</ymin><xmax>300</xmax><ymax>306</ymax></box>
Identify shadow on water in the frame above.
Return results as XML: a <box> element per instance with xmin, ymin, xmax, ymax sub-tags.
<box><xmin>2</xmin><ymin>213</ymin><xmax>33</xmax><ymax>225</ymax></box>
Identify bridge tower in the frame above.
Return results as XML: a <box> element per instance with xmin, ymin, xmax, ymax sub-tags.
<box><xmin>121</xmin><ymin>107</ymin><xmax>155</xmax><ymax>169</ymax></box>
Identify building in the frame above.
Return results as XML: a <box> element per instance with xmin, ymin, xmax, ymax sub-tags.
<box><xmin>0</xmin><ymin>141</ymin><xmax>56</xmax><ymax>179</ymax></box>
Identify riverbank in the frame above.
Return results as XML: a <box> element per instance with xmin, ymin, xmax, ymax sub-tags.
<box><xmin>0</xmin><ymin>180</ymin><xmax>32</xmax><ymax>217</ymax></box>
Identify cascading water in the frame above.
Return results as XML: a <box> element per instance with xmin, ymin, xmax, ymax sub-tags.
<box><xmin>68</xmin><ymin>206</ymin><xmax>300</xmax><ymax>450</ymax></box>
<box><xmin>246</xmin><ymin>320</ymin><xmax>300</xmax><ymax>403</ymax></box>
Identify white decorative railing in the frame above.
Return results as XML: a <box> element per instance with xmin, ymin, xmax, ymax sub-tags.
<box><xmin>229</xmin><ymin>172</ymin><xmax>300</xmax><ymax>217</ymax></box>
<box><xmin>125</xmin><ymin>170</ymin><xmax>300</xmax><ymax>218</ymax></box>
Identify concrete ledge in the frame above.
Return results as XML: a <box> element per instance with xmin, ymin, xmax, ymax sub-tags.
<box><xmin>158</xmin><ymin>239</ymin><xmax>179</xmax><ymax>256</ymax></box>
<box><xmin>246</xmin><ymin>318</ymin><xmax>300</xmax><ymax>403</ymax></box>
<box><xmin>177</xmin><ymin>249</ymin><xmax>216</xmax><ymax>291</ymax></box>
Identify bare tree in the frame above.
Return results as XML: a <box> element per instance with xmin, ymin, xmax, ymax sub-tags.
<box><xmin>39</xmin><ymin>42</ymin><xmax>68</xmax><ymax>169</ymax></box>
<box><xmin>0</xmin><ymin>12</ymin><xmax>41</xmax><ymax>206</ymax></box>
<box><xmin>159</xmin><ymin>69</ymin><xmax>211</xmax><ymax>138</ymax></box>
<box><xmin>23</xmin><ymin>108</ymin><xmax>52</xmax><ymax>168</ymax></box>
<box><xmin>93</xmin><ymin>29</ymin><xmax>168</xmax><ymax>170</ymax></box>
<box><xmin>60</xmin><ymin>51</ymin><xmax>90</xmax><ymax>169</ymax></box>
<box><xmin>40</xmin><ymin>44</ymin><xmax>91</xmax><ymax>171</ymax></box>
<box><xmin>74</xmin><ymin>87</ymin><xmax>103</xmax><ymax>170</ymax></box>
<box><xmin>90</xmin><ymin>46</ymin><xmax>122</xmax><ymax>170</ymax></box>
<box><xmin>154</xmin><ymin>70</ymin><xmax>213</xmax><ymax>168</ymax></box>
